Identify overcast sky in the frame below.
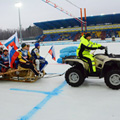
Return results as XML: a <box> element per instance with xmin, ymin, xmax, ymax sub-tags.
<box><xmin>0</xmin><ymin>0</ymin><xmax>120</xmax><ymax>29</ymax></box>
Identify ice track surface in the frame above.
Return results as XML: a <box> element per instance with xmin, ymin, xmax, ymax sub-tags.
<box><xmin>0</xmin><ymin>42</ymin><xmax>120</xmax><ymax>120</ymax></box>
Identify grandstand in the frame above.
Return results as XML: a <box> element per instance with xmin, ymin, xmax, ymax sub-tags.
<box><xmin>34</xmin><ymin>13</ymin><xmax>120</xmax><ymax>41</ymax></box>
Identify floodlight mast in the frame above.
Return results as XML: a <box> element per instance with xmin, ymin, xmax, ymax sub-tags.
<box><xmin>15</xmin><ymin>2</ymin><xmax>23</xmax><ymax>44</ymax></box>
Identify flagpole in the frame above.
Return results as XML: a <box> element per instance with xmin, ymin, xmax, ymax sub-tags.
<box><xmin>45</xmin><ymin>46</ymin><xmax>51</xmax><ymax>59</ymax></box>
<box><xmin>45</xmin><ymin>52</ymin><xmax>49</xmax><ymax>59</ymax></box>
<box><xmin>0</xmin><ymin>63</ymin><xmax>8</xmax><ymax>69</ymax></box>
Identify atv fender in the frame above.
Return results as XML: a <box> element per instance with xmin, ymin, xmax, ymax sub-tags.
<box><xmin>102</xmin><ymin>60</ymin><xmax>120</xmax><ymax>77</ymax></box>
<box><xmin>64</xmin><ymin>58</ymin><xmax>88</xmax><ymax>77</ymax></box>
<box><xmin>64</xmin><ymin>58</ymin><xmax>85</xmax><ymax>67</ymax></box>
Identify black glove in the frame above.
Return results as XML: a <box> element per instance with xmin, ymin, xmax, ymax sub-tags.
<box><xmin>30</xmin><ymin>56</ymin><xmax>34</xmax><ymax>61</ymax></box>
<box><xmin>99</xmin><ymin>46</ymin><xmax>105</xmax><ymax>50</ymax></box>
<box><xmin>26</xmin><ymin>61</ymin><xmax>30</xmax><ymax>65</ymax></box>
<box><xmin>40</xmin><ymin>58</ymin><xmax>45</xmax><ymax>63</ymax></box>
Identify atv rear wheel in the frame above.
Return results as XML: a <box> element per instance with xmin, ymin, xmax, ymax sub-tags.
<box><xmin>65</xmin><ymin>67</ymin><xmax>85</xmax><ymax>87</ymax></box>
<box><xmin>105</xmin><ymin>70</ymin><xmax>120</xmax><ymax>90</ymax></box>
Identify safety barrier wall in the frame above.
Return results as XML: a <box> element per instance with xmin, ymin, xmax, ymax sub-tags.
<box><xmin>30</xmin><ymin>38</ymin><xmax>120</xmax><ymax>46</ymax></box>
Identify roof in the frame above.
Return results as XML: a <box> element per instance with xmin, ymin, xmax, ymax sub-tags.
<box><xmin>34</xmin><ymin>14</ymin><xmax>120</xmax><ymax>30</ymax></box>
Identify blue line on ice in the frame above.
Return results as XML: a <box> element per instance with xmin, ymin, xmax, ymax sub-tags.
<box><xmin>10</xmin><ymin>88</ymin><xmax>51</xmax><ymax>95</ymax></box>
<box><xmin>10</xmin><ymin>81</ymin><xmax>67</xmax><ymax>120</ymax></box>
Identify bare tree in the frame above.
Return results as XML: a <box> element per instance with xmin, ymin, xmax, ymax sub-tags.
<box><xmin>0</xmin><ymin>26</ymin><xmax>43</xmax><ymax>40</ymax></box>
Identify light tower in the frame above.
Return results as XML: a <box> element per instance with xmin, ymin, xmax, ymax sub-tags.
<box><xmin>15</xmin><ymin>2</ymin><xmax>23</xmax><ymax>44</ymax></box>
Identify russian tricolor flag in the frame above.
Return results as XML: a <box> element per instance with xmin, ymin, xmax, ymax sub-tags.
<box><xmin>9</xmin><ymin>46</ymin><xmax>19</xmax><ymax>68</ymax></box>
<box><xmin>4</xmin><ymin>32</ymin><xmax>19</xmax><ymax>50</ymax></box>
<box><xmin>48</xmin><ymin>45</ymin><xmax>56</xmax><ymax>61</ymax></box>
<box><xmin>0</xmin><ymin>42</ymin><xmax>3</xmax><ymax>45</ymax></box>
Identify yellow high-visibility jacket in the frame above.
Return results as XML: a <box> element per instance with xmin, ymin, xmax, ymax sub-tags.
<box><xmin>76</xmin><ymin>35</ymin><xmax>101</xmax><ymax>57</ymax></box>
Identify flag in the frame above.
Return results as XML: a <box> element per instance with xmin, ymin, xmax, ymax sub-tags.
<box><xmin>4</xmin><ymin>32</ymin><xmax>19</xmax><ymax>50</ymax></box>
<box><xmin>0</xmin><ymin>42</ymin><xmax>3</xmax><ymax>47</ymax></box>
<box><xmin>0</xmin><ymin>42</ymin><xmax>3</xmax><ymax>45</ymax></box>
<box><xmin>48</xmin><ymin>45</ymin><xmax>56</xmax><ymax>61</ymax></box>
<box><xmin>9</xmin><ymin>46</ymin><xmax>19</xmax><ymax>68</ymax></box>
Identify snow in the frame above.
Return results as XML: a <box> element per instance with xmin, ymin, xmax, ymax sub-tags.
<box><xmin>0</xmin><ymin>41</ymin><xmax>120</xmax><ymax>120</ymax></box>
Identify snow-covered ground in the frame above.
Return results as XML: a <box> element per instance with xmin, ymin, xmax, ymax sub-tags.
<box><xmin>0</xmin><ymin>41</ymin><xmax>120</xmax><ymax>120</ymax></box>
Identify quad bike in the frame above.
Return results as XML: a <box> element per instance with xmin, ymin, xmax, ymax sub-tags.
<box><xmin>0</xmin><ymin>65</ymin><xmax>44</xmax><ymax>82</ymax></box>
<box><xmin>64</xmin><ymin>47</ymin><xmax>120</xmax><ymax>90</ymax></box>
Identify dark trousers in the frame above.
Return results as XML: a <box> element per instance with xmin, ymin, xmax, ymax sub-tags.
<box><xmin>81</xmin><ymin>56</ymin><xmax>94</xmax><ymax>73</ymax></box>
<box><xmin>79</xmin><ymin>52</ymin><xmax>96</xmax><ymax>73</ymax></box>
<box><xmin>20</xmin><ymin>63</ymin><xmax>39</xmax><ymax>76</ymax></box>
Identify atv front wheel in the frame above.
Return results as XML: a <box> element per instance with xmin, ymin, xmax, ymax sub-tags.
<box><xmin>105</xmin><ymin>70</ymin><xmax>120</xmax><ymax>90</ymax></box>
<box><xmin>65</xmin><ymin>67</ymin><xmax>85</xmax><ymax>87</ymax></box>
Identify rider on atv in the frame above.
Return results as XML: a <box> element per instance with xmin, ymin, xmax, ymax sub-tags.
<box><xmin>76</xmin><ymin>33</ymin><xmax>105</xmax><ymax>74</ymax></box>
